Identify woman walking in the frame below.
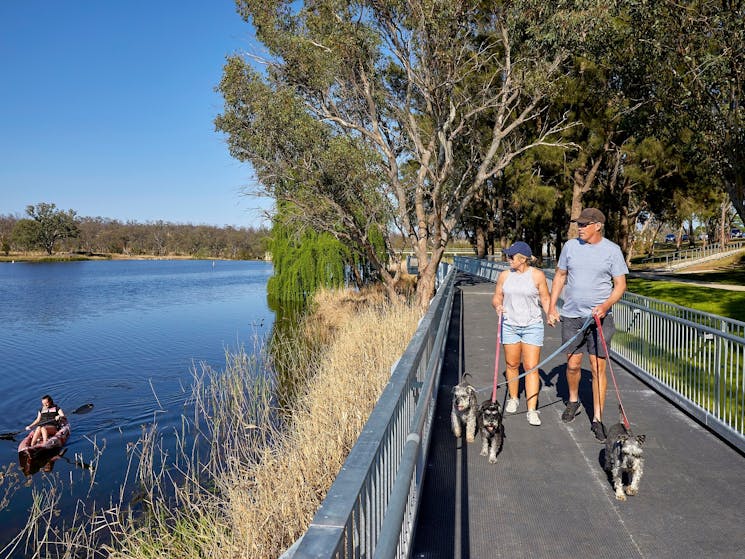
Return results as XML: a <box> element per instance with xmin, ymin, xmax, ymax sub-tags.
<box><xmin>492</xmin><ymin>242</ymin><xmax>551</xmax><ymax>426</ymax></box>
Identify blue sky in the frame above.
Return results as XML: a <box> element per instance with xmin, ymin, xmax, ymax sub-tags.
<box><xmin>0</xmin><ymin>0</ymin><xmax>271</xmax><ymax>228</ymax></box>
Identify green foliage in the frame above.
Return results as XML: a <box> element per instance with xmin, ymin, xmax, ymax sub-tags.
<box><xmin>11</xmin><ymin>219</ymin><xmax>41</xmax><ymax>251</ymax></box>
<box><xmin>25</xmin><ymin>202</ymin><xmax>79</xmax><ymax>255</ymax></box>
<box><xmin>267</xmin><ymin>215</ymin><xmax>349</xmax><ymax>302</ymax></box>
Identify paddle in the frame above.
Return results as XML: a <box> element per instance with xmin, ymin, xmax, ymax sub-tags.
<box><xmin>0</xmin><ymin>403</ymin><xmax>94</xmax><ymax>441</ymax></box>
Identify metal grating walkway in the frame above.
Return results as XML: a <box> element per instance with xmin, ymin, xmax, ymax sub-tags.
<box><xmin>411</xmin><ymin>273</ymin><xmax>745</xmax><ymax>559</ymax></box>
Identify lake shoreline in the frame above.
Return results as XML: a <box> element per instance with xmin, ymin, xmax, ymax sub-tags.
<box><xmin>0</xmin><ymin>251</ymin><xmax>267</xmax><ymax>263</ymax></box>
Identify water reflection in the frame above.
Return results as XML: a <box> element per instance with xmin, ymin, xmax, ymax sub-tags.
<box><xmin>0</xmin><ymin>260</ymin><xmax>275</xmax><ymax>549</ymax></box>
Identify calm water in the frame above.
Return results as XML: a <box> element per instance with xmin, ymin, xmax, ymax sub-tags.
<box><xmin>0</xmin><ymin>259</ymin><xmax>274</xmax><ymax>546</ymax></box>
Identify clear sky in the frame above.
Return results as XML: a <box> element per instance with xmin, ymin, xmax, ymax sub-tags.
<box><xmin>0</xmin><ymin>0</ymin><xmax>271</xmax><ymax>228</ymax></box>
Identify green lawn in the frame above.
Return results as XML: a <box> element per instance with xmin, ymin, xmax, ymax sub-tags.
<box><xmin>626</xmin><ymin>278</ymin><xmax>745</xmax><ymax>322</ymax></box>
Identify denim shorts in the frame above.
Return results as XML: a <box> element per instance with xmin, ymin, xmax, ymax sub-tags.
<box><xmin>501</xmin><ymin>321</ymin><xmax>544</xmax><ymax>347</ymax></box>
<box><xmin>560</xmin><ymin>315</ymin><xmax>616</xmax><ymax>357</ymax></box>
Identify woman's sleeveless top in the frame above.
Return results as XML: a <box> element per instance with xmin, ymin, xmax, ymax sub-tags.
<box><xmin>502</xmin><ymin>268</ymin><xmax>542</xmax><ymax>327</ymax></box>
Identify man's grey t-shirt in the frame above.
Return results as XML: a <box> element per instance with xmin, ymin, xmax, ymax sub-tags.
<box><xmin>557</xmin><ymin>237</ymin><xmax>629</xmax><ymax>318</ymax></box>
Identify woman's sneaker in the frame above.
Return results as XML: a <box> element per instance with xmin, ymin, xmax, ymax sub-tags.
<box><xmin>505</xmin><ymin>398</ymin><xmax>519</xmax><ymax>413</ymax></box>
<box><xmin>526</xmin><ymin>410</ymin><xmax>541</xmax><ymax>426</ymax></box>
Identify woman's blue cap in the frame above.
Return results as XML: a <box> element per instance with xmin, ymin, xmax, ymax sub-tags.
<box><xmin>504</xmin><ymin>241</ymin><xmax>532</xmax><ymax>257</ymax></box>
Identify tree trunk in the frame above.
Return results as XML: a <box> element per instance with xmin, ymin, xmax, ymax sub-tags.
<box><xmin>475</xmin><ymin>225</ymin><xmax>487</xmax><ymax>258</ymax></box>
<box><xmin>720</xmin><ymin>198</ymin><xmax>729</xmax><ymax>247</ymax></box>
<box><xmin>568</xmin><ymin>149</ymin><xmax>605</xmax><ymax>239</ymax></box>
<box><xmin>724</xmin><ymin>175</ymin><xmax>745</xmax><ymax>228</ymax></box>
<box><xmin>415</xmin><ymin>245</ymin><xmax>446</xmax><ymax>311</ymax></box>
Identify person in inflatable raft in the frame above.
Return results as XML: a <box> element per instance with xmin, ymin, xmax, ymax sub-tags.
<box><xmin>26</xmin><ymin>395</ymin><xmax>65</xmax><ymax>446</ymax></box>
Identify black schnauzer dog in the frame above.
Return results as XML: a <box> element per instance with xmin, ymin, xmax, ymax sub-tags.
<box><xmin>477</xmin><ymin>399</ymin><xmax>505</xmax><ymax>463</ymax></box>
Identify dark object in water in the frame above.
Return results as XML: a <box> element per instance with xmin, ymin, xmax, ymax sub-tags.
<box><xmin>0</xmin><ymin>430</ymin><xmax>23</xmax><ymax>441</ymax></box>
<box><xmin>72</xmin><ymin>403</ymin><xmax>94</xmax><ymax>414</ymax></box>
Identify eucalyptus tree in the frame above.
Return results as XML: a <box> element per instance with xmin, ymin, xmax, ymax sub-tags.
<box><xmin>216</xmin><ymin>0</ymin><xmax>605</xmax><ymax>308</ymax></box>
<box><xmin>625</xmin><ymin>1</ymin><xmax>745</xmax><ymax>224</ymax></box>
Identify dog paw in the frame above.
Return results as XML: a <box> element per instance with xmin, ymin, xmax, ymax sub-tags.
<box><xmin>488</xmin><ymin>456</ymin><xmax>497</xmax><ymax>464</ymax></box>
<box><xmin>466</xmin><ymin>435</ymin><xmax>475</xmax><ymax>443</ymax></box>
<box><xmin>480</xmin><ymin>448</ymin><xmax>487</xmax><ymax>457</ymax></box>
<box><xmin>625</xmin><ymin>487</ymin><xmax>638</xmax><ymax>496</ymax></box>
<box><xmin>452</xmin><ymin>429</ymin><xmax>461</xmax><ymax>438</ymax></box>
<box><xmin>615</xmin><ymin>492</ymin><xmax>627</xmax><ymax>501</ymax></box>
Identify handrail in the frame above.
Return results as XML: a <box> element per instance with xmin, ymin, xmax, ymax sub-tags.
<box><xmin>285</xmin><ymin>266</ymin><xmax>456</xmax><ymax>558</ymax></box>
<box><xmin>640</xmin><ymin>239</ymin><xmax>745</xmax><ymax>270</ymax></box>
<box><xmin>454</xmin><ymin>256</ymin><xmax>745</xmax><ymax>453</ymax></box>
<box><xmin>285</xmin><ymin>255</ymin><xmax>745</xmax><ymax>559</ymax></box>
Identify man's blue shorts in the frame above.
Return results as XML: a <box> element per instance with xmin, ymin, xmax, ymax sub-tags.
<box><xmin>560</xmin><ymin>315</ymin><xmax>615</xmax><ymax>357</ymax></box>
<box><xmin>501</xmin><ymin>321</ymin><xmax>544</xmax><ymax>347</ymax></box>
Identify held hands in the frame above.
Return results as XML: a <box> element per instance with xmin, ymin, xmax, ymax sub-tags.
<box><xmin>546</xmin><ymin>306</ymin><xmax>559</xmax><ymax>327</ymax></box>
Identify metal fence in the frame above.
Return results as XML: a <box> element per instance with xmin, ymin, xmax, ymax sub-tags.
<box><xmin>453</xmin><ymin>256</ymin><xmax>745</xmax><ymax>453</ymax></box>
<box><xmin>284</xmin><ymin>256</ymin><xmax>744</xmax><ymax>559</ymax></box>
<box><xmin>284</xmin><ymin>266</ymin><xmax>456</xmax><ymax>559</ymax></box>
<box><xmin>640</xmin><ymin>239</ymin><xmax>745</xmax><ymax>270</ymax></box>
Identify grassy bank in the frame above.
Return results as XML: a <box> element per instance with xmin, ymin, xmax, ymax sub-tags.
<box><xmin>3</xmin><ymin>287</ymin><xmax>421</xmax><ymax>558</ymax></box>
<box><xmin>627</xmin><ymin>278</ymin><xmax>745</xmax><ymax>322</ymax></box>
<box><xmin>0</xmin><ymin>252</ymin><xmax>214</xmax><ymax>263</ymax></box>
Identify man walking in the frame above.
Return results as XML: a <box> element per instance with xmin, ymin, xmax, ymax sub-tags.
<box><xmin>547</xmin><ymin>208</ymin><xmax>628</xmax><ymax>441</ymax></box>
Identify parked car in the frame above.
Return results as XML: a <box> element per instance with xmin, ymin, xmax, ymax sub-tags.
<box><xmin>731</xmin><ymin>228</ymin><xmax>742</xmax><ymax>239</ymax></box>
<box><xmin>665</xmin><ymin>233</ymin><xmax>676</xmax><ymax>243</ymax></box>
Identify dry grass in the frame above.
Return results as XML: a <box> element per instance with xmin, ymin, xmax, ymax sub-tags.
<box><xmin>225</xmin><ymin>289</ymin><xmax>421</xmax><ymax>557</ymax></box>
<box><xmin>3</xmin><ymin>287</ymin><xmax>422</xmax><ymax>559</ymax></box>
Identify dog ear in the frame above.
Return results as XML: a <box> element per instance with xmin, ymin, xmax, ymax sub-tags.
<box><xmin>636</xmin><ymin>434</ymin><xmax>646</xmax><ymax>445</ymax></box>
<box><xmin>467</xmin><ymin>385</ymin><xmax>476</xmax><ymax>396</ymax></box>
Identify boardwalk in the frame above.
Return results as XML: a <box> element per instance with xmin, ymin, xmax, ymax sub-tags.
<box><xmin>412</xmin><ymin>272</ymin><xmax>745</xmax><ymax>559</ymax></box>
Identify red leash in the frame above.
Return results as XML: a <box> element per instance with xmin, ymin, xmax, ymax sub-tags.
<box><xmin>594</xmin><ymin>314</ymin><xmax>630</xmax><ymax>430</ymax></box>
<box><xmin>491</xmin><ymin>312</ymin><xmax>503</xmax><ymax>403</ymax></box>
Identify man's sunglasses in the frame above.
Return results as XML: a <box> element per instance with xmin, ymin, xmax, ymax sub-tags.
<box><xmin>576</xmin><ymin>221</ymin><xmax>596</xmax><ymax>228</ymax></box>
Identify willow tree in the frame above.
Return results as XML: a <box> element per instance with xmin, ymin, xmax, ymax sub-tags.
<box><xmin>267</xmin><ymin>217</ymin><xmax>348</xmax><ymax>302</ymax></box>
<box><xmin>217</xmin><ymin>1</ymin><xmax>609</xmax><ymax>308</ymax></box>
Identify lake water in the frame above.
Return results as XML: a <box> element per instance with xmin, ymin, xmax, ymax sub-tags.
<box><xmin>0</xmin><ymin>259</ymin><xmax>274</xmax><ymax>547</ymax></box>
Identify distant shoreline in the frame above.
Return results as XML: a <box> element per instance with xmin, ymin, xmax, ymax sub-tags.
<box><xmin>0</xmin><ymin>252</ymin><xmax>265</xmax><ymax>263</ymax></box>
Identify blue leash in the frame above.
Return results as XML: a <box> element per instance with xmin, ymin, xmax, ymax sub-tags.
<box><xmin>476</xmin><ymin>315</ymin><xmax>595</xmax><ymax>394</ymax></box>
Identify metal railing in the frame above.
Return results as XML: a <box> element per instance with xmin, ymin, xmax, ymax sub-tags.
<box><xmin>285</xmin><ymin>266</ymin><xmax>456</xmax><ymax>559</ymax></box>
<box><xmin>640</xmin><ymin>239</ymin><xmax>745</xmax><ymax>270</ymax></box>
<box><xmin>453</xmin><ymin>256</ymin><xmax>745</xmax><ymax>453</ymax></box>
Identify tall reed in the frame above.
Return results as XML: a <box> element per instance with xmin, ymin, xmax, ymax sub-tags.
<box><xmin>3</xmin><ymin>287</ymin><xmax>421</xmax><ymax>559</ymax></box>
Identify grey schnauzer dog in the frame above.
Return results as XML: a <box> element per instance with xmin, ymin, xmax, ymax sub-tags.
<box><xmin>477</xmin><ymin>399</ymin><xmax>504</xmax><ymax>463</ymax></box>
<box><xmin>604</xmin><ymin>419</ymin><xmax>646</xmax><ymax>501</ymax></box>
<box><xmin>451</xmin><ymin>376</ymin><xmax>478</xmax><ymax>443</ymax></box>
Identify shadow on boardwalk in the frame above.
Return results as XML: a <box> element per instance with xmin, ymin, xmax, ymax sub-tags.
<box><xmin>412</xmin><ymin>273</ymin><xmax>745</xmax><ymax>559</ymax></box>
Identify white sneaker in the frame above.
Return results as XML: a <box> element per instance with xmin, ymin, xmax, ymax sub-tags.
<box><xmin>527</xmin><ymin>410</ymin><xmax>541</xmax><ymax>426</ymax></box>
<box><xmin>505</xmin><ymin>398</ymin><xmax>519</xmax><ymax>413</ymax></box>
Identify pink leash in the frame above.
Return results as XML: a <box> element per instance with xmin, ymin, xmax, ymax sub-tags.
<box><xmin>491</xmin><ymin>312</ymin><xmax>503</xmax><ymax>403</ymax></box>
<box><xmin>594</xmin><ymin>314</ymin><xmax>631</xmax><ymax>430</ymax></box>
